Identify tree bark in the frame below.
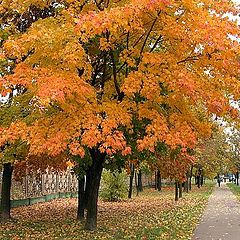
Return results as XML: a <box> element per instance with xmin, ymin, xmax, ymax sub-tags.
<box><xmin>77</xmin><ymin>176</ymin><xmax>85</xmax><ymax>221</ymax></box>
<box><xmin>184</xmin><ymin>178</ymin><xmax>189</xmax><ymax>193</ymax></box>
<box><xmin>85</xmin><ymin>149</ymin><xmax>105</xmax><ymax>231</ymax></box>
<box><xmin>175</xmin><ymin>181</ymin><xmax>179</xmax><ymax>201</ymax></box>
<box><xmin>135</xmin><ymin>172</ymin><xmax>139</xmax><ymax>197</ymax></box>
<box><xmin>0</xmin><ymin>163</ymin><xmax>13</xmax><ymax>222</ymax></box>
<box><xmin>85</xmin><ymin>171</ymin><xmax>91</xmax><ymax>209</ymax></box>
<box><xmin>156</xmin><ymin>170</ymin><xmax>161</xmax><ymax>191</ymax></box>
<box><xmin>179</xmin><ymin>182</ymin><xmax>182</xmax><ymax>198</ymax></box>
<box><xmin>236</xmin><ymin>171</ymin><xmax>239</xmax><ymax>186</ymax></box>
<box><xmin>155</xmin><ymin>171</ymin><xmax>157</xmax><ymax>190</ymax></box>
<box><xmin>137</xmin><ymin>169</ymin><xmax>143</xmax><ymax>192</ymax></box>
<box><xmin>200</xmin><ymin>175</ymin><xmax>204</xmax><ymax>187</ymax></box>
<box><xmin>197</xmin><ymin>176</ymin><xmax>201</xmax><ymax>188</ymax></box>
<box><xmin>128</xmin><ymin>163</ymin><xmax>134</xmax><ymax>199</ymax></box>
<box><xmin>189</xmin><ymin>165</ymin><xmax>193</xmax><ymax>191</ymax></box>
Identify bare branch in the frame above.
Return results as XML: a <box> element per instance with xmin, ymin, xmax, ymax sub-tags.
<box><xmin>140</xmin><ymin>11</ymin><xmax>161</xmax><ymax>55</ymax></box>
<box><xmin>177</xmin><ymin>55</ymin><xmax>201</xmax><ymax>64</ymax></box>
<box><xmin>110</xmin><ymin>50</ymin><xmax>122</xmax><ymax>99</ymax></box>
<box><xmin>150</xmin><ymin>35</ymin><xmax>163</xmax><ymax>53</ymax></box>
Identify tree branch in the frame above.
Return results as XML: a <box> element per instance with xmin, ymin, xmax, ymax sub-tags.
<box><xmin>91</xmin><ymin>54</ymin><xmax>104</xmax><ymax>85</ymax></box>
<box><xmin>99</xmin><ymin>51</ymin><xmax>107</xmax><ymax>100</ymax></box>
<box><xmin>177</xmin><ymin>55</ymin><xmax>201</xmax><ymax>64</ymax></box>
<box><xmin>94</xmin><ymin>0</ymin><xmax>105</xmax><ymax>11</ymax></box>
<box><xmin>150</xmin><ymin>35</ymin><xmax>163</xmax><ymax>53</ymax></box>
<box><xmin>139</xmin><ymin>11</ymin><xmax>161</xmax><ymax>55</ymax></box>
<box><xmin>110</xmin><ymin>50</ymin><xmax>122</xmax><ymax>100</ymax></box>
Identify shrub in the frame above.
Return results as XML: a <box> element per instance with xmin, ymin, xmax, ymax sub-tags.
<box><xmin>100</xmin><ymin>169</ymin><xmax>128</xmax><ymax>201</ymax></box>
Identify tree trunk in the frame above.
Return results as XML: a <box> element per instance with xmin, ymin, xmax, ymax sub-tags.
<box><xmin>0</xmin><ymin>163</ymin><xmax>13</xmax><ymax>222</ymax></box>
<box><xmin>156</xmin><ymin>170</ymin><xmax>161</xmax><ymax>191</ymax></box>
<box><xmin>179</xmin><ymin>182</ymin><xmax>182</xmax><ymax>198</ymax></box>
<box><xmin>184</xmin><ymin>178</ymin><xmax>189</xmax><ymax>193</ymax></box>
<box><xmin>137</xmin><ymin>169</ymin><xmax>143</xmax><ymax>192</ymax></box>
<box><xmin>85</xmin><ymin>149</ymin><xmax>105</xmax><ymax>231</ymax></box>
<box><xmin>175</xmin><ymin>181</ymin><xmax>179</xmax><ymax>201</ymax></box>
<box><xmin>135</xmin><ymin>172</ymin><xmax>139</xmax><ymax>197</ymax></box>
<box><xmin>197</xmin><ymin>176</ymin><xmax>201</xmax><ymax>188</ymax></box>
<box><xmin>189</xmin><ymin>176</ymin><xmax>192</xmax><ymax>190</ymax></box>
<box><xmin>189</xmin><ymin>165</ymin><xmax>193</xmax><ymax>191</ymax></box>
<box><xmin>236</xmin><ymin>171</ymin><xmax>239</xmax><ymax>186</ymax></box>
<box><xmin>128</xmin><ymin>163</ymin><xmax>135</xmax><ymax>199</ymax></box>
<box><xmin>155</xmin><ymin>171</ymin><xmax>157</xmax><ymax>190</ymax></box>
<box><xmin>149</xmin><ymin>173</ymin><xmax>153</xmax><ymax>188</ymax></box>
<box><xmin>185</xmin><ymin>171</ymin><xmax>189</xmax><ymax>193</ymax></box>
<box><xmin>200</xmin><ymin>175</ymin><xmax>204</xmax><ymax>187</ymax></box>
<box><xmin>85</xmin><ymin>170</ymin><xmax>91</xmax><ymax>209</ymax></box>
<box><xmin>77</xmin><ymin>176</ymin><xmax>85</xmax><ymax>221</ymax></box>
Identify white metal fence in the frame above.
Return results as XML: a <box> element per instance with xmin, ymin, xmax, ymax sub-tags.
<box><xmin>0</xmin><ymin>170</ymin><xmax>78</xmax><ymax>200</ymax></box>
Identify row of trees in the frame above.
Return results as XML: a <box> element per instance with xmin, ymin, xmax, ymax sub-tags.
<box><xmin>0</xmin><ymin>0</ymin><xmax>240</xmax><ymax>230</ymax></box>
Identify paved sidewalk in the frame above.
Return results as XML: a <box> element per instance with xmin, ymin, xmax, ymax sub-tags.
<box><xmin>192</xmin><ymin>182</ymin><xmax>240</xmax><ymax>240</ymax></box>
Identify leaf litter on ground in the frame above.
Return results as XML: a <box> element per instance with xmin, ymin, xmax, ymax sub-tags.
<box><xmin>0</xmin><ymin>183</ymin><xmax>214</xmax><ymax>240</ymax></box>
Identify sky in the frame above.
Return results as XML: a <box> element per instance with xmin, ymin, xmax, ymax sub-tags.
<box><xmin>226</xmin><ymin>0</ymin><xmax>240</xmax><ymax>25</ymax></box>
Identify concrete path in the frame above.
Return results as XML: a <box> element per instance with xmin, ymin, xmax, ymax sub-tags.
<box><xmin>192</xmin><ymin>182</ymin><xmax>240</xmax><ymax>240</ymax></box>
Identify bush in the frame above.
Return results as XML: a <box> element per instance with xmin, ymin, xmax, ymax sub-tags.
<box><xmin>100</xmin><ymin>169</ymin><xmax>128</xmax><ymax>201</ymax></box>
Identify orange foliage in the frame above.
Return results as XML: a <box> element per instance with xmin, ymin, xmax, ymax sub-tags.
<box><xmin>0</xmin><ymin>0</ymin><xmax>239</xmax><ymax>173</ymax></box>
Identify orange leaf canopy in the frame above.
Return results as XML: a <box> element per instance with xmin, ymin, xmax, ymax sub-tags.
<box><xmin>1</xmin><ymin>0</ymin><xmax>239</xmax><ymax>161</ymax></box>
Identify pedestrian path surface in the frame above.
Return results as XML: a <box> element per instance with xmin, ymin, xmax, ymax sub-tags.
<box><xmin>192</xmin><ymin>182</ymin><xmax>240</xmax><ymax>240</ymax></box>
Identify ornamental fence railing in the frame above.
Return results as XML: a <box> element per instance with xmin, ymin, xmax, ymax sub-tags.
<box><xmin>0</xmin><ymin>169</ymin><xmax>169</xmax><ymax>206</ymax></box>
<box><xmin>0</xmin><ymin>170</ymin><xmax>78</xmax><ymax>200</ymax></box>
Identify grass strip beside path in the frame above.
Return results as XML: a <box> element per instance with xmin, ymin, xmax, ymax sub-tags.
<box><xmin>0</xmin><ymin>183</ymin><xmax>214</xmax><ymax>240</ymax></box>
<box><xmin>227</xmin><ymin>183</ymin><xmax>240</xmax><ymax>200</ymax></box>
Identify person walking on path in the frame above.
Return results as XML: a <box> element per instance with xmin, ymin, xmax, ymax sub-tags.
<box><xmin>192</xmin><ymin>182</ymin><xmax>240</xmax><ymax>240</ymax></box>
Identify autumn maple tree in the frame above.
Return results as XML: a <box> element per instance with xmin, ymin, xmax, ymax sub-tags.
<box><xmin>1</xmin><ymin>0</ymin><xmax>240</xmax><ymax>230</ymax></box>
<box><xmin>196</xmin><ymin>127</ymin><xmax>233</xmax><ymax>180</ymax></box>
<box><xmin>0</xmin><ymin>95</ymin><xmax>30</xmax><ymax>221</ymax></box>
<box><xmin>0</xmin><ymin>3</ymin><xmax>65</xmax><ymax>222</ymax></box>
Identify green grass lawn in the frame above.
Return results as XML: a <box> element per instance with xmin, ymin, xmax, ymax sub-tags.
<box><xmin>227</xmin><ymin>182</ymin><xmax>240</xmax><ymax>200</ymax></box>
<box><xmin>0</xmin><ymin>183</ymin><xmax>214</xmax><ymax>240</ymax></box>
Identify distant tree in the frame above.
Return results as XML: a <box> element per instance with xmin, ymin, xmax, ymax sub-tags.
<box><xmin>196</xmin><ymin>128</ymin><xmax>233</xmax><ymax>180</ymax></box>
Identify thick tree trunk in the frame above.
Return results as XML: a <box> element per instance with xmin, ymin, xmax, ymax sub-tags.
<box><xmin>179</xmin><ymin>182</ymin><xmax>182</xmax><ymax>198</ymax></box>
<box><xmin>0</xmin><ymin>163</ymin><xmax>13</xmax><ymax>222</ymax></box>
<box><xmin>85</xmin><ymin>171</ymin><xmax>91</xmax><ymax>208</ymax></box>
<box><xmin>156</xmin><ymin>170</ymin><xmax>161</xmax><ymax>191</ymax></box>
<box><xmin>175</xmin><ymin>181</ymin><xmax>179</xmax><ymax>201</ymax></box>
<box><xmin>128</xmin><ymin>163</ymin><xmax>135</xmax><ymax>199</ymax></box>
<box><xmin>77</xmin><ymin>176</ymin><xmax>85</xmax><ymax>221</ymax></box>
<box><xmin>137</xmin><ymin>170</ymin><xmax>143</xmax><ymax>192</ymax></box>
<box><xmin>85</xmin><ymin>149</ymin><xmax>105</xmax><ymax>231</ymax></box>
<box><xmin>184</xmin><ymin>178</ymin><xmax>189</xmax><ymax>193</ymax></box>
